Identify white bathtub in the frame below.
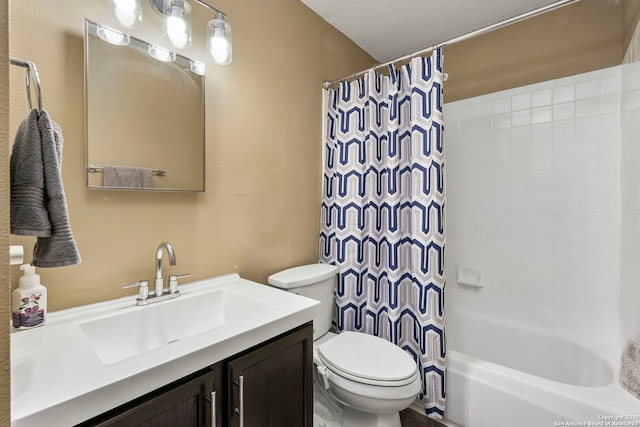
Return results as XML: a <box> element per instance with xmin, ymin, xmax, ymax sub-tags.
<box><xmin>443</xmin><ymin>308</ymin><xmax>640</xmax><ymax>426</ymax></box>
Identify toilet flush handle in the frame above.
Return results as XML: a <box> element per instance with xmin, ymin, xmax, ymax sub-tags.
<box><xmin>316</xmin><ymin>365</ymin><xmax>330</xmax><ymax>390</ymax></box>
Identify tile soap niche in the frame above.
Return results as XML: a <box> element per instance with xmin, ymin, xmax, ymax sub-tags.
<box><xmin>457</xmin><ymin>266</ymin><xmax>483</xmax><ymax>288</ymax></box>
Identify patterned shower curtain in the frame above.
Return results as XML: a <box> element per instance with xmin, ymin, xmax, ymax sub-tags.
<box><xmin>319</xmin><ymin>50</ymin><xmax>446</xmax><ymax>418</ymax></box>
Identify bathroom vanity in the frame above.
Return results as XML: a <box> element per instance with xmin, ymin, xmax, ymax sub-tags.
<box><xmin>79</xmin><ymin>323</ymin><xmax>312</xmax><ymax>426</ymax></box>
<box><xmin>10</xmin><ymin>274</ymin><xmax>319</xmax><ymax>427</ymax></box>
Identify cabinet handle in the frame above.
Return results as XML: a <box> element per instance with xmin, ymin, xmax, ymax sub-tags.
<box><xmin>240</xmin><ymin>375</ymin><xmax>244</xmax><ymax>427</ymax></box>
<box><xmin>210</xmin><ymin>391</ymin><xmax>216</xmax><ymax>427</ymax></box>
<box><xmin>234</xmin><ymin>375</ymin><xmax>245</xmax><ymax>427</ymax></box>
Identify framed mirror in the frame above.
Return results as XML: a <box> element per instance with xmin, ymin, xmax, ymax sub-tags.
<box><xmin>84</xmin><ymin>19</ymin><xmax>205</xmax><ymax>192</ymax></box>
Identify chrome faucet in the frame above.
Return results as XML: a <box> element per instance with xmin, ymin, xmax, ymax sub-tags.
<box><xmin>122</xmin><ymin>242</ymin><xmax>190</xmax><ymax>306</ymax></box>
<box><xmin>155</xmin><ymin>241</ymin><xmax>176</xmax><ymax>297</ymax></box>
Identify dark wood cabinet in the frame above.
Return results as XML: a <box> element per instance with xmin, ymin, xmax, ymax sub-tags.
<box><xmin>77</xmin><ymin>323</ymin><xmax>312</xmax><ymax>427</ymax></box>
<box><xmin>78</xmin><ymin>364</ymin><xmax>222</xmax><ymax>427</ymax></box>
<box><xmin>227</xmin><ymin>323</ymin><xmax>313</xmax><ymax>427</ymax></box>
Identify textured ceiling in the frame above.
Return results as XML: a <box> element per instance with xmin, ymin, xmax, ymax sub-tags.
<box><xmin>301</xmin><ymin>0</ymin><xmax>566</xmax><ymax>62</ymax></box>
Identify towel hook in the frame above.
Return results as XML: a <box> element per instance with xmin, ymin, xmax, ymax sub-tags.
<box><xmin>9</xmin><ymin>57</ymin><xmax>43</xmax><ymax>112</ymax></box>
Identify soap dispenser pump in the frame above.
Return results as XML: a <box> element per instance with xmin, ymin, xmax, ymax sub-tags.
<box><xmin>12</xmin><ymin>264</ymin><xmax>47</xmax><ymax>329</ymax></box>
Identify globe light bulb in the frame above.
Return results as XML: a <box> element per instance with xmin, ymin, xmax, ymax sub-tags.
<box><xmin>167</xmin><ymin>10</ymin><xmax>186</xmax><ymax>34</ymax></box>
<box><xmin>115</xmin><ymin>8</ymin><xmax>137</xmax><ymax>27</ymax></box>
<box><xmin>210</xmin><ymin>29</ymin><xmax>229</xmax><ymax>63</ymax></box>
<box><xmin>114</xmin><ymin>0</ymin><xmax>136</xmax><ymax>11</ymax></box>
<box><xmin>111</xmin><ymin>0</ymin><xmax>140</xmax><ymax>28</ymax></box>
<box><xmin>163</xmin><ymin>0</ymin><xmax>191</xmax><ymax>48</ymax></box>
<box><xmin>207</xmin><ymin>14</ymin><xmax>232</xmax><ymax>65</ymax></box>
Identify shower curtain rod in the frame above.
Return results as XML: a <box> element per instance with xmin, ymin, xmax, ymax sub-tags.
<box><xmin>322</xmin><ymin>0</ymin><xmax>580</xmax><ymax>89</ymax></box>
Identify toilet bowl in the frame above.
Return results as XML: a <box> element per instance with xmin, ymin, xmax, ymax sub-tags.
<box><xmin>315</xmin><ymin>331</ymin><xmax>422</xmax><ymax>426</ymax></box>
<box><xmin>268</xmin><ymin>264</ymin><xmax>422</xmax><ymax>427</ymax></box>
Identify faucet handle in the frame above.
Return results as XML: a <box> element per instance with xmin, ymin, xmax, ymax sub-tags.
<box><xmin>123</xmin><ymin>280</ymin><xmax>149</xmax><ymax>302</ymax></box>
<box><xmin>169</xmin><ymin>274</ymin><xmax>191</xmax><ymax>294</ymax></box>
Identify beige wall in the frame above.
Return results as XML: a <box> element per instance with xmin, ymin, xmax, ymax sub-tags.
<box><xmin>444</xmin><ymin>0</ymin><xmax>626</xmax><ymax>102</ymax></box>
<box><xmin>8</xmin><ymin>0</ymin><xmax>374</xmax><ymax>312</ymax></box>
<box><xmin>1</xmin><ymin>0</ymin><xmax>11</xmax><ymax>424</ymax></box>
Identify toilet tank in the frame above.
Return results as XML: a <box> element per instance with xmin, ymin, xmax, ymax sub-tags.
<box><xmin>268</xmin><ymin>263</ymin><xmax>338</xmax><ymax>340</ymax></box>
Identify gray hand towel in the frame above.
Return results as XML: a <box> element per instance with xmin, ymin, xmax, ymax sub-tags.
<box><xmin>32</xmin><ymin>110</ymin><xmax>81</xmax><ymax>267</ymax></box>
<box><xmin>103</xmin><ymin>166</ymin><xmax>153</xmax><ymax>188</ymax></box>
<box><xmin>620</xmin><ymin>331</ymin><xmax>640</xmax><ymax>400</ymax></box>
<box><xmin>10</xmin><ymin>109</ymin><xmax>51</xmax><ymax>236</ymax></box>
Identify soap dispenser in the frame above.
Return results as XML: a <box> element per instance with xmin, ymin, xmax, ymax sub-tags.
<box><xmin>12</xmin><ymin>264</ymin><xmax>47</xmax><ymax>329</ymax></box>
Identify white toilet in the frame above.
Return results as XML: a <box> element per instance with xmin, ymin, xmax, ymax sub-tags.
<box><xmin>268</xmin><ymin>263</ymin><xmax>422</xmax><ymax>427</ymax></box>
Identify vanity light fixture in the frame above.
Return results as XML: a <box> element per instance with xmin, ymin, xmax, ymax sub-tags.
<box><xmin>109</xmin><ymin>0</ymin><xmax>232</xmax><ymax>64</ymax></box>
<box><xmin>149</xmin><ymin>0</ymin><xmax>232</xmax><ymax>64</ymax></box>
<box><xmin>110</xmin><ymin>0</ymin><xmax>142</xmax><ymax>28</ymax></box>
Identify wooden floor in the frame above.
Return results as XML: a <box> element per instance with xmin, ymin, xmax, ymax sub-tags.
<box><xmin>400</xmin><ymin>408</ymin><xmax>446</xmax><ymax>427</ymax></box>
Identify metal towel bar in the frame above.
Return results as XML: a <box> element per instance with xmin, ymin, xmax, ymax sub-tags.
<box><xmin>87</xmin><ymin>165</ymin><xmax>167</xmax><ymax>177</ymax></box>
<box><xmin>9</xmin><ymin>57</ymin><xmax>43</xmax><ymax>111</ymax></box>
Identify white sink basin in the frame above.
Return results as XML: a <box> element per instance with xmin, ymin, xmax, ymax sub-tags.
<box><xmin>79</xmin><ymin>288</ymin><xmax>273</xmax><ymax>364</ymax></box>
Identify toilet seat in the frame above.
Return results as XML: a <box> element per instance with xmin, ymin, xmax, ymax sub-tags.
<box><xmin>317</xmin><ymin>331</ymin><xmax>419</xmax><ymax>387</ymax></box>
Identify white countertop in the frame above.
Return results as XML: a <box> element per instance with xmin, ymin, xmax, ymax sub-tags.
<box><xmin>10</xmin><ymin>274</ymin><xmax>320</xmax><ymax>427</ymax></box>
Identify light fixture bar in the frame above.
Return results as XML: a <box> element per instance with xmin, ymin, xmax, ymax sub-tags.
<box><xmin>193</xmin><ymin>0</ymin><xmax>225</xmax><ymax>17</ymax></box>
<box><xmin>149</xmin><ymin>0</ymin><xmax>225</xmax><ymax>17</ymax></box>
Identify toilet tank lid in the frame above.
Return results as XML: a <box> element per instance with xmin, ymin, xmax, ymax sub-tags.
<box><xmin>268</xmin><ymin>263</ymin><xmax>339</xmax><ymax>289</ymax></box>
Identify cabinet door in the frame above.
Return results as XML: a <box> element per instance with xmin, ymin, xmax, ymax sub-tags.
<box><xmin>79</xmin><ymin>365</ymin><xmax>222</xmax><ymax>427</ymax></box>
<box><xmin>227</xmin><ymin>323</ymin><xmax>313</xmax><ymax>427</ymax></box>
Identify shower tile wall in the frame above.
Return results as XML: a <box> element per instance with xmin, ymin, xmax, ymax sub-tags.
<box><xmin>444</xmin><ymin>66</ymin><xmax>622</xmax><ymax>344</ymax></box>
<box><xmin>621</xmin><ymin>60</ymin><xmax>640</xmax><ymax>345</ymax></box>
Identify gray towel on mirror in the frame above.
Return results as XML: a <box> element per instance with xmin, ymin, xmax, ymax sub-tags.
<box><xmin>103</xmin><ymin>166</ymin><xmax>153</xmax><ymax>188</ymax></box>
<box><xmin>620</xmin><ymin>331</ymin><xmax>640</xmax><ymax>400</ymax></box>
<box><xmin>10</xmin><ymin>109</ymin><xmax>50</xmax><ymax>236</ymax></box>
<box><xmin>10</xmin><ymin>109</ymin><xmax>81</xmax><ymax>267</ymax></box>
